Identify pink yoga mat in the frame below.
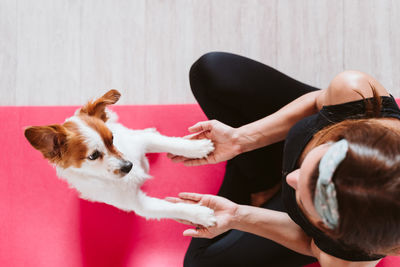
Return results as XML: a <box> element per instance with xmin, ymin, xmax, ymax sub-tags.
<box><xmin>1</xmin><ymin>103</ymin><xmax>399</xmax><ymax>267</ymax></box>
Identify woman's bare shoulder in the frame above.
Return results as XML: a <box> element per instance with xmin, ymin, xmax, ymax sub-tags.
<box><xmin>310</xmin><ymin>239</ymin><xmax>381</xmax><ymax>267</ymax></box>
<box><xmin>315</xmin><ymin>70</ymin><xmax>390</xmax><ymax>110</ymax></box>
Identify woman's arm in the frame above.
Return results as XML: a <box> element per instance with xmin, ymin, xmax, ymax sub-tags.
<box><xmin>234</xmin><ymin>70</ymin><xmax>390</xmax><ymax>154</ymax></box>
<box><xmin>169</xmin><ymin>193</ymin><xmax>314</xmax><ymax>256</ymax></box>
<box><xmin>169</xmin><ymin>90</ymin><xmax>324</xmax><ymax>166</ymax></box>
<box><xmin>170</xmin><ymin>70</ymin><xmax>389</xmax><ymax>166</ymax></box>
<box><xmin>235</xmin><ymin>90</ymin><xmax>322</xmax><ymax>153</ymax></box>
<box><xmin>170</xmin><ymin>193</ymin><xmax>382</xmax><ymax>266</ymax></box>
<box><xmin>232</xmin><ymin>203</ymin><xmax>314</xmax><ymax>256</ymax></box>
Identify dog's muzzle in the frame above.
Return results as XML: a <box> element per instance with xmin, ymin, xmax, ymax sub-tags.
<box><xmin>120</xmin><ymin>160</ymin><xmax>133</xmax><ymax>174</ymax></box>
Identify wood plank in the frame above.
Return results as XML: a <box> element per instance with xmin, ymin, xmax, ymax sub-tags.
<box><xmin>80</xmin><ymin>0</ymin><xmax>146</xmax><ymax>105</ymax></box>
<box><xmin>0</xmin><ymin>0</ymin><xmax>17</xmax><ymax>105</ymax></box>
<box><xmin>209</xmin><ymin>0</ymin><xmax>277</xmax><ymax>66</ymax></box>
<box><xmin>144</xmin><ymin>0</ymin><xmax>194</xmax><ymax>104</ymax></box>
<box><xmin>15</xmin><ymin>0</ymin><xmax>81</xmax><ymax>105</ymax></box>
<box><xmin>344</xmin><ymin>0</ymin><xmax>400</xmax><ymax>97</ymax></box>
<box><xmin>276</xmin><ymin>0</ymin><xmax>344</xmax><ymax>89</ymax></box>
<box><xmin>144</xmin><ymin>0</ymin><xmax>278</xmax><ymax>104</ymax></box>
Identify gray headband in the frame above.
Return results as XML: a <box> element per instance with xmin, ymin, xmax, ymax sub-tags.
<box><xmin>314</xmin><ymin>139</ymin><xmax>349</xmax><ymax>229</ymax></box>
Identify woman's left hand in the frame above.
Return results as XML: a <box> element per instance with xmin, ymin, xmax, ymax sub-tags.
<box><xmin>166</xmin><ymin>193</ymin><xmax>239</xmax><ymax>239</ymax></box>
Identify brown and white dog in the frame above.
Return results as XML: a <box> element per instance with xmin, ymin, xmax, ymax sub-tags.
<box><xmin>24</xmin><ymin>90</ymin><xmax>216</xmax><ymax>227</ymax></box>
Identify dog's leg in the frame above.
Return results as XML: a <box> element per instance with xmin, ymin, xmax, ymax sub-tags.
<box><xmin>143</xmin><ymin>132</ymin><xmax>214</xmax><ymax>159</ymax></box>
<box><xmin>132</xmin><ymin>190</ymin><xmax>216</xmax><ymax>227</ymax></box>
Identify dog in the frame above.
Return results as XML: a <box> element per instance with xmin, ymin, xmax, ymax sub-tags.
<box><xmin>24</xmin><ymin>90</ymin><xmax>217</xmax><ymax>227</ymax></box>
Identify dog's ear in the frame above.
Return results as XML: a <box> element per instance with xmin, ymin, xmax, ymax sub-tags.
<box><xmin>24</xmin><ymin>125</ymin><xmax>67</xmax><ymax>161</ymax></box>
<box><xmin>79</xmin><ymin>89</ymin><xmax>121</xmax><ymax>122</ymax></box>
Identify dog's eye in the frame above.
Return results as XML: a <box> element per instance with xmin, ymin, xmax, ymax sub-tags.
<box><xmin>88</xmin><ymin>150</ymin><xmax>101</xmax><ymax>160</ymax></box>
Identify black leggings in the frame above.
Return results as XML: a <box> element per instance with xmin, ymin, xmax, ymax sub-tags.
<box><xmin>184</xmin><ymin>52</ymin><xmax>319</xmax><ymax>267</ymax></box>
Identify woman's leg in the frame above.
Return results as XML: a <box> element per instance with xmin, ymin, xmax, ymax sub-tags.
<box><xmin>189</xmin><ymin>51</ymin><xmax>319</xmax><ymax>127</ymax></box>
<box><xmin>183</xmin><ymin>191</ymin><xmax>317</xmax><ymax>267</ymax></box>
<box><xmin>189</xmin><ymin>52</ymin><xmax>319</xmax><ymax>204</ymax></box>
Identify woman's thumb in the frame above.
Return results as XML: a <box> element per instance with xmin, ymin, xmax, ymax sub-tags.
<box><xmin>183</xmin><ymin>228</ymin><xmax>200</xmax><ymax>237</ymax></box>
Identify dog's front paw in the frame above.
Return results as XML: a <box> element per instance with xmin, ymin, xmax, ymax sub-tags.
<box><xmin>180</xmin><ymin>139</ymin><xmax>215</xmax><ymax>159</ymax></box>
<box><xmin>190</xmin><ymin>205</ymin><xmax>217</xmax><ymax>227</ymax></box>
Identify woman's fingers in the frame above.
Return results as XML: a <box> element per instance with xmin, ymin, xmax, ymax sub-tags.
<box><xmin>165</xmin><ymin>197</ymin><xmax>205</xmax><ymax>226</ymax></box>
<box><xmin>164</xmin><ymin>197</ymin><xmax>181</xmax><ymax>203</ymax></box>
<box><xmin>168</xmin><ymin>155</ymin><xmax>209</xmax><ymax>165</ymax></box>
<box><xmin>183</xmin><ymin>228</ymin><xmax>207</xmax><ymax>237</ymax></box>
<box><xmin>183</xmin><ymin>228</ymin><xmax>202</xmax><ymax>237</ymax></box>
<box><xmin>175</xmin><ymin>219</ymin><xmax>199</xmax><ymax>226</ymax></box>
<box><xmin>178</xmin><ymin>192</ymin><xmax>204</xmax><ymax>202</ymax></box>
<box><xmin>182</xmin><ymin>158</ymin><xmax>209</xmax><ymax>166</ymax></box>
<box><xmin>167</xmin><ymin>154</ymin><xmax>190</xmax><ymax>162</ymax></box>
<box><xmin>164</xmin><ymin>196</ymin><xmax>197</xmax><ymax>204</ymax></box>
<box><xmin>169</xmin><ymin>155</ymin><xmax>187</xmax><ymax>163</ymax></box>
<box><xmin>167</xmin><ymin>132</ymin><xmax>211</xmax><ymax>163</ymax></box>
<box><xmin>188</xmin><ymin>121</ymin><xmax>213</xmax><ymax>133</ymax></box>
<box><xmin>183</xmin><ymin>227</ymin><xmax>214</xmax><ymax>238</ymax></box>
<box><xmin>182</xmin><ymin>132</ymin><xmax>203</xmax><ymax>139</ymax></box>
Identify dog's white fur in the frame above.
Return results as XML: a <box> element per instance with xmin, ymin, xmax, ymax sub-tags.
<box><xmin>27</xmin><ymin>91</ymin><xmax>217</xmax><ymax>227</ymax></box>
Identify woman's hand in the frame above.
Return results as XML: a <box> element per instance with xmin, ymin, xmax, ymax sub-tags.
<box><xmin>166</xmin><ymin>193</ymin><xmax>239</xmax><ymax>239</ymax></box>
<box><xmin>168</xmin><ymin>120</ymin><xmax>243</xmax><ymax>166</ymax></box>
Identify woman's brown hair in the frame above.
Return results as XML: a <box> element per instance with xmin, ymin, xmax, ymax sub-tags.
<box><xmin>308</xmin><ymin>85</ymin><xmax>400</xmax><ymax>255</ymax></box>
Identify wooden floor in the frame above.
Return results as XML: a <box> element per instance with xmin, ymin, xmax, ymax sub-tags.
<box><xmin>0</xmin><ymin>0</ymin><xmax>399</xmax><ymax>106</ymax></box>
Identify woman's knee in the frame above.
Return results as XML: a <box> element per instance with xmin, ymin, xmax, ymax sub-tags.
<box><xmin>183</xmin><ymin>237</ymin><xmax>222</xmax><ymax>267</ymax></box>
<box><xmin>184</xmin><ymin>252</ymin><xmax>222</xmax><ymax>267</ymax></box>
<box><xmin>183</xmin><ymin>249</ymin><xmax>204</xmax><ymax>267</ymax></box>
<box><xmin>189</xmin><ymin>52</ymin><xmax>227</xmax><ymax>96</ymax></box>
<box><xmin>189</xmin><ymin>52</ymin><xmax>226</xmax><ymax>78</ymax></box>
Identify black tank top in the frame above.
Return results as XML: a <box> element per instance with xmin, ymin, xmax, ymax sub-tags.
<box><xmin>282</xmin><ymin>95</ymin><xmax>400</xmax><ymax>261</ymax></box>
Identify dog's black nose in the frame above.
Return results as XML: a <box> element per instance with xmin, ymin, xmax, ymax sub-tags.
<box><xmin>120</xmin><ymin>161</ymin><xmax>133</xmax><ymax>174</ymax></box>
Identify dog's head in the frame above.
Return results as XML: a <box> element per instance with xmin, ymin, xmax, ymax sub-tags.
<box><xmin>24</xmin><ymin>89</ymin><xmax>133</xmax><ymax>180</ymax></box>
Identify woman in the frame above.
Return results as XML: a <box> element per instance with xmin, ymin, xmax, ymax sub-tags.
<box><xmin>167</xmin><ymin>52</ymin><xmax>400</xmax><ymax>266</ymax></box>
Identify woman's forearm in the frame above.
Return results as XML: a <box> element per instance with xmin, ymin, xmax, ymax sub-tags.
<box><xmin>171</xmin><ymin>194</ymin><xmax>314</xmax><ymax>257</ymax></box>
<box><xmin>231</xmin><ymin>204</ymin><xmax>314</xmax><ymax>256</ymax></box>
<box><xmin>235</xmin><ymin>90</ymin><xmax>322</xmax><ymax>153</ymax></box>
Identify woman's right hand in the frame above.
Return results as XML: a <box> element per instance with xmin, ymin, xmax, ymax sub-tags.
<box><xmin>166</xmin><ymin>192</ymin><xmax>239</xmax><ymax>239</ymax></box>
<box><xmin>168</xmin><ymin>120</ymin><xmax>243</xmax><ymax>166</ymax></box>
